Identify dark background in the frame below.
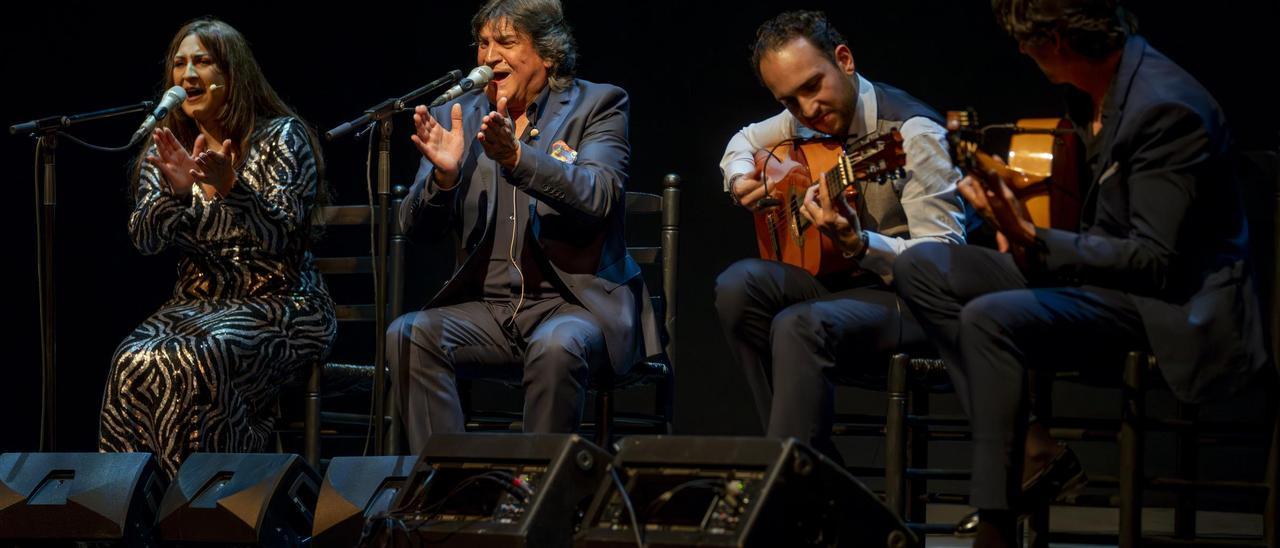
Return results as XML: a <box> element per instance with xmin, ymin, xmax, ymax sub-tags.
<box><xmin>2</xmin><ymin>0</ymin><xmax>1276</xmax><ymax>498</ymax></box>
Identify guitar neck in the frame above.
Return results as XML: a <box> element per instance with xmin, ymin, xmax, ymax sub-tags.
<box><xmin>803</xmin><ymin>129</ymin><xmax>903</xmax><ymax>187</ymax></box>
<box><xmin>819</xmin><ymin>142</ymin><xmax>883</xmax><ymax>196</ymax></box>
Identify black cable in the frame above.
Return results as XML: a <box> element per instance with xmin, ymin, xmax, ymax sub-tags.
<box><xmin>479</xmin><ymin>469</ymin><xmax>535</xmax><ymax>497</ymax></box>
<box><xmin>53</xmin><ymin>130</ymin><xmax>136</xmax><ymax>153</ymax></box>
<box><xmin>361</xmin><ymin>121</ymin><xmax>377</xmax><ymax>457</ymax></box>
<box><xmin>391</xmin><ymin>467</ymin><xmax>437</xmax><ymax>515</ymax></box>
<box><xmin>357</xmin><ymin>467</ymin><xmax>437</xmax><ymax>546</ymax></box>
<box><xmin>371</xmin><ymin>469</ymin><xmax>535</xmax><ymax>545</ymax></box>
<box><xmin>610</xmin><ymin>468</ymin><xmax>646</xmax><ymax>548</ymax></box>
<box><xmin>32</xmin><ymin>138</ymin><xmax>45</xmax><ymax>450</ymax></box>
<box><xmin>755</xmin><ymin>137</ymin><xmax>809</xmax><ymax>255</ymax></box>
<box><xmin>418</xmin><ymin>514</ymin><xmax>487</xmax><ymax>545</ymax></box>
<box><xmin>756</xmin><ymin>137</ymin><xmax>805</xmax><ymax>211</ymax></box>
<box><xmin>414</xmin><ymin>472</ymin><xmax>530</xmax><ymax>518</ymax></box>
<box><xmin>642</xmin><ymin>478</ymin><xmax>725</xmax><ymax>519</ymax></box>
<box><xmin>403</xmin><ymin>471</ymin><xmax>530</xmax><ymax>527</ymax></box>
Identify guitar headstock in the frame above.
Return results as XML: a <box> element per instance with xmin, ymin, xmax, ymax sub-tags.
<box><xmin>946</xmin><ymin>109</ymin><xmax>984</xmax><ymax>173</ymax></box>
<box><xmin>822</xmin><ymin>130</ymin><xmax>908</xmax><ymax>220</ymax></box>
<box><xmin>843</xmin><ymin>129</ymin><xmax>907</xmax><ymax>184</ymax></box>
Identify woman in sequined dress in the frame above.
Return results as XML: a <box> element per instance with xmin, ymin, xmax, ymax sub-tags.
<box><xmin>98</xmin><ymin>18</ymin><xmax>336</xmax><ymax>480</ymax></box>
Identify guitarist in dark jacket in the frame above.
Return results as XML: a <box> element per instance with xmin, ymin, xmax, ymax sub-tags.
<box><xmin>893</xmin><ymin>1</ymin><xmax>1271</xmax><ymax>545</ymax></box>
<box><xmin>715</xmin><ymin>10</ymin><xmax>967</xmax><ymax>458</ymax></box>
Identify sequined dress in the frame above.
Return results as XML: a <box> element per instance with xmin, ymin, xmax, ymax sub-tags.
<box><xmin>98</xmin><ymin>117</ymin><xmax>336</xmax><ymax>479</ymax></box>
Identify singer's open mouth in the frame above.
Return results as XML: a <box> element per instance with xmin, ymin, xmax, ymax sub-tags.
<box><xmin>184</xmin><ymin>87</ymin><xmax>206</xmax><ymax>100</ymax></box>
<box><xmin>492</xmin><ymin>71</ymin><xmax>511</xmax><ymax>83</ymax></box>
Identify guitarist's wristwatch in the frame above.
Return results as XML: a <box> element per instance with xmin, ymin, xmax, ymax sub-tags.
<box><xmin>727</xmin><ymin>173</ymin><xmax>745</xmax><ymax>206</ymax></box>
<box><xmin>841</xmin><ymin>230</ymin><xmax>871</xmax><ymax>261</ymax></box>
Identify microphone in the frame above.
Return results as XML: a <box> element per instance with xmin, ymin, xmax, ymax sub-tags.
<box><xmin>429</xmin><ymin>66</ymin><xmax>494</xmax><ymax>107</ymax></box>
<box><xmin>130</xmin><ymin>86</ymin><xmax>187</xmax><ymax>146</ymax></box>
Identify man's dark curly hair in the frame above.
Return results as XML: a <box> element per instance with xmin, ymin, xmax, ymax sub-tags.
<box><xmin>750</xmin><ymin>10</ymin><xmax>848</xmax><ymax>83</ymax></box>
<box><xmin>992</xmin><ymin>0</ymin><xmax>1137</xmax><ymax>58</ymax></box>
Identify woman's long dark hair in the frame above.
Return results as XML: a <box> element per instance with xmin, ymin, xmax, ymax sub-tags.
<box><xmin>132</xmin><ymin>17</ymin><xmax>329</xmax><ymax>241</ymax></box>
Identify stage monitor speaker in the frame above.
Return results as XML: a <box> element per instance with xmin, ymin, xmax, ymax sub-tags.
<box><xmin>371</xmin><ymin>433</ymin><xmax>611</xmax><ymax>547</ymax></box>
<box><xmin>156</xmin><ymin>453</ymin><xmax>319</xmax><ymax>547</ymax></box>
<box><xmin>0</xmin><ymin>452</ymin><xmax>165</xmax><ymax>546</ymax></box>
<box><xmin>312</xmin><ymin>455</ymin><xmax>416</xmax><ymax>548</ymax></box>
<box><xmin>575</xmin><ymin>436</ymin><xmax>918</xmax><ymax>548</ymax></box>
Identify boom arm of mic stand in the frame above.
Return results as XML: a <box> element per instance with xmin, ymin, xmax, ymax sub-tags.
<box><xmin>10</xmin><ymin>101</ymin><xmax>155</xmax><ymax>137</ymax></box>
<box><xmin>326</xmin><ymin>70</ymin><xmax>463</xmax><ymax>141</ymax></box>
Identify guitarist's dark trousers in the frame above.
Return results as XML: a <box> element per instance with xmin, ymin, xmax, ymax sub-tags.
<box><xmin>714</xmin><ymin>257</ymin><xmax>930</xmax><ymax>459</ymax></box>
<box><xmin>893</xmin><ymin>242</ymin><xmax>1148</xmax><ymax>510</ymax></box>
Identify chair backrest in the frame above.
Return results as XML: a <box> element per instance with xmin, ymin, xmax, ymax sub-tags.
<box><xmin>294</xmin><ymin>188</ymin><xmax>408</xmax><ymax>464</ymax></box>
<box><xmin>313</xmin><ymin>188</ymin><xmax>408</xmax><ymax>343</ymax></box>
<box><xmin>307</xmin><ymin>188</ymin><xmax>408</xmax><ymax>430</ymax></box>
<box><xmin>624</xmin><ymin>173</ymin><xmax>681</xmax><ymax>365</ymax></box>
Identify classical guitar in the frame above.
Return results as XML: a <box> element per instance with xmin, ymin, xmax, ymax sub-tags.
<box><xmin>751</xmin><ymin>130</ymin><xmax>907</xmax><ymax>275</ymax></box>
<box><xmin>945</xmin><ymin>109</ymin><xmax>1082</xmax><ymax>232</ymax></box>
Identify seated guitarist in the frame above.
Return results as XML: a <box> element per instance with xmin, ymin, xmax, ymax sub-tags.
<box><xmin>715</xmin><ymin>10</ymin><xmax>967</xmax><ymax>459</ymax></box>
<box><xmin>893</xmin><ymin>0</ymin><xmax>1271</xmax><ymax>544</ymax></box>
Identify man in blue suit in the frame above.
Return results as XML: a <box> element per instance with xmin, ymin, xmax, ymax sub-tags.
<box><xmin>893</xmin><ymin>0</ymin><xmax>1271</xmax><ymax>545</ymax></box>
<box><xmin>387</xmin><ymin>0</ymin><xmax>660</xmax><ymax>453</ymax></box>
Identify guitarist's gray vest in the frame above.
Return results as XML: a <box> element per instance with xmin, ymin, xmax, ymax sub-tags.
<box><xmin>851</xmin><ymin>81</ymin><xmax>945</xmax><ymax>239</ymax></box>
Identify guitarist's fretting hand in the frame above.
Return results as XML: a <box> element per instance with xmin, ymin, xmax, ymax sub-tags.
<box><xmin>800</xmin><ymin>182</ymin><xmax>867</xmax><ymax>257</ymax></box>
<box><xmin>729</xmin><ymin>168</ymin><xmax>770</xmax><ymax>209</ymax></box>
<box><xmin>957</xmin><ymin>153</ymin><xmax>1038</xmax><ymax>248</ymax></box>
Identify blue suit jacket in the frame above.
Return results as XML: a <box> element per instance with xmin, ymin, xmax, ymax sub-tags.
<box><xmin>400</xmin><ymin>79</ymin><xmax>662</xmax><ymax>374</ymax></box>
<box><xmin>1033</xmin><ymin>36</ymin><xmax>1271</xmax><ymax>402</ymax></box>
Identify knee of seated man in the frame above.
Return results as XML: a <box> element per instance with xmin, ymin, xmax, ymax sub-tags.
<box><xmin>525</xmin><ymin>320</ymin><xmax>603</xmax><ymax>373</ymax></box>
<box><xmin>386</xmin><ymin>314</ymin><xmax>413</xmax><ymax>347</ymax></box>
<box><xmin>892</xmin><ymin>242</ymin><xmax>951</xmax><ymax>296</ymax></box>
<box><xmin>385</xmin><ymin>311</ymin><xmax>455</xmax><ymax>375</ymax></box>
<box><xmin>389</xmin><ymin>310</ymin><xmax>455</xmax><ymax>348</ymax></box>
<box><xmin>959</xmin><ymin>291</ymin><xmax>1038</xmax><ymax>339</ymax></box>
<box><xmin>715</xmin><ymin>259</ymin><xmax>774</xmax><ymax>313</ymax></box>
<box><xmin>769</xmin><ymin>302</ymin><xmax>824</xmax><ymax>346</ymax></box>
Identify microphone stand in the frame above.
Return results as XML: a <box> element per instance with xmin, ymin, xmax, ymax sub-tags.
<box><xmin>326</xmin><ymin>70</ymin><xmax>461</xmax><ymax>455</ymax></box>
<box><xmin>10</xmin><ymin>100</ymin><xmax>155</xmax><ymax>450</ymax></box>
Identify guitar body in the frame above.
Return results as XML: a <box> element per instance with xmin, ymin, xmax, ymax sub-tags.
<box><xmin>752</xmin><ymin>139</ymin><xmax>857</xmax><ymax>276</ymax></box>
<box><xmin>1005</xmin><ymin>118</ymin><xmax>1082</xmax><ymax>230</ymax></box>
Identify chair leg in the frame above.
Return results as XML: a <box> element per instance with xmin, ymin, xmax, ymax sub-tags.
<box><xmin>385</xmin><ymin>372</ymin><xmax>401</xmax><ymax>455</ymax></box>
<box><xmin>885</xmin><ymin>354</ymin><xmax>910</xmax><ymax>518</ymax></box>
<box><xmin>1174</xmin><ymin>401</ymin><xmax>1199</xmax><ymax>539</ymax></box>
<box><xmin>908</xmin><ymin>379</ymin><xmax>930</xmax><ymax>524</ymax></box>
<box><xmin>1026</xmin><ymin>382</ymin><xmax>1053</xmax><ymax>548</ymax></box>
<box><xmin>656</xmin><ymin>375</ymin><xmax>675</xmax><ymax>435</ymax></box>
<box><xmin>1026</xmin><ymin>507</ymin><xmax>1050</xmax><ymax>548</ymax></box>
<box><xmin>595</xmin><ymin>390</ymin><xmax>613</xmax><ymax>449</ymax></box>
<box><xmin>386</xmin><ymin>410</ymin><xmax>401</xmax><ymax>456</ymax></box>
<box><xmin>1119</xmin><ymin>352</ymin><xmax>1147</xmax><ymax>548</ymax></box>
<box><xmin>304</xmin><ymin>361</ymin><xmax>322</xmax><ymax>470</ymax></box>
<box><xmin>1265</xmin><ymin>401</ymin><xmax>1278</xmax><ymax>548</ymax></box>
<box><xmin>273</xmin><ymin>400</ymin><xmax>285</xmax><ymax>454</ymax></box>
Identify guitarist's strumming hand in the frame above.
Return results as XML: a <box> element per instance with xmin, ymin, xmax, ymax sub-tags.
<box><xmin>957</xmin><ymin>152</ymin><xmax>1037</xmax><ymax>249</ymax></box>
<box><xmin>729</xmin><ymin>168</ymin><xmax>771</xmax><ymax>209</ymax></box>
<box><xmin>800</xmin><ymin>182</ymin><xmax>867</xmax><ymax>258</ymax></box>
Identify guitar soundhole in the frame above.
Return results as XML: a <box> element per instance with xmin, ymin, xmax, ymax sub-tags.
<box><xmin>788</xmin><ymin>192</ymin><xmax>806</xmax><ymax>245</ymax></box>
